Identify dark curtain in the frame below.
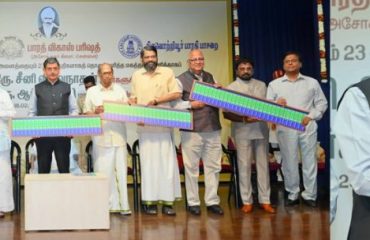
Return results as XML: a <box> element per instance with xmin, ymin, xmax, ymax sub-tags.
<box><xmin>237</xmin><ymin>0</ymin><xmax>330</xmax><ymax>187</ymax></box>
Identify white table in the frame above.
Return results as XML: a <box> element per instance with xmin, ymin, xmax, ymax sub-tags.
<box><xmin>25</xmin><ymin>173</ymin><xmax>109</xmax><ymax>231</ymax></box>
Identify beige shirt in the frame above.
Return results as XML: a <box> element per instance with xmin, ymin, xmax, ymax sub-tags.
<box><xmin>227</xmin><ymin>78</ymin><xmax>268</xmax><ymax>140</ymax></box>
<box><xmin>84</xmin><ymin>84</ymin><xmax>128</xmax><ymax>147</ymax></box>
<box><xmin>131</xmin><ymin>66</ymin><xmax>181</xmax><ymax>133</ymax></box>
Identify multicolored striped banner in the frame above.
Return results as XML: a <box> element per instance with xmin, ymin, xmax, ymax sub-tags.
<box><xmin>102</xmin><ymin>101</ymin><xmax>193</xmax><ymax>130</ymax></box>
<box><xmin>11</xmin><ymin>115</ymin><xmax>102</xmax><ymax>137</ymax></box>
<box><xmin>190</xmin><ymin>81</ymin><xmax>308</xmax><ymax>131</ymax></box>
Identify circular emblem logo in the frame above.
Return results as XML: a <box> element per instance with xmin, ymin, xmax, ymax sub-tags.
<box><xmin>118</xmin><ymin>34</ymin><xmax>143</xmax><ymax>59</ymax></box>
<box><xmin>0</xmin><ymin>36</ymin><xmax>24</xmax><ymax>59</ymax></box>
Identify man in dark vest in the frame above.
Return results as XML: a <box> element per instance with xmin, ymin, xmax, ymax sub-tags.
<box><xmin>177</xmin><ymin>49</ymin><xmax>223</xmax><ymax>215</ymax></box>
<box><xmin>28</xmin><ymin>57</ymin><xmax>78</xmax><ymax>173</ymax></box>
<box><xmin>334</xmin><ymin>79</ymin><xmax>370</xmax><ymax>239</ymax></box>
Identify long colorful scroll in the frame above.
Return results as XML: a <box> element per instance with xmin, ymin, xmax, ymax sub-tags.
<box><xmin>102</xmin><ymin>101</ymin><xmax>193</xmax><ymax>130</ymax></box>
<box><xmin>11</xmin><ymin>115</ymin><xmax>102</xmax><ymax>137</ymax></box>
<box><xmin>190</xmin><ymin>81</ymin><xmax>308</xmax><ymax>131</ymax></box>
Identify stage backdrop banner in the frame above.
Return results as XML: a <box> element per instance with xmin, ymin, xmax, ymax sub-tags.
<box><xmin>0</xmin><ymin>1</ymin><xmax>232</xmax><ymax>144</ymax></box>
<box><xmin>330</xmin><ymin>1</ymin><xmax>370</xmax><ymax>239</ymax></box>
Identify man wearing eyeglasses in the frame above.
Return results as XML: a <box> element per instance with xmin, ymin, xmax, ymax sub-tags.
<box><xmin>84</xmin><ymin>63</ymin><xmax>131</xmax><ymax>215</ymax></box>
<box><xmin>266</xmin><ymin>51</ymin><xmax>327</xmax><ymax>208</ymax></box>
<box><xmin>177</xmin><ymin>49</ymin><xmax>224</xmax><ymax>215</ymax></box>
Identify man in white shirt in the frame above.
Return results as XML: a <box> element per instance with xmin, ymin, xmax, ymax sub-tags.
<box><xmin>334</xmin><ymin>79</ymin><xmax>370</xmax><ymax>239</ymax></box>
<box><xmin>266</xmin><ymin>51</ymin><xmax>327</xmax><ymax>207</ymax></box>
<box><xmin>0</xmin><ymin>87</ymin><xmax>16</xmax><ymax>218</ymax></box>
<box><xmin>84</xmin><ymin>63</ymin><xmax>130</xmax><ymax>215</ymax></box>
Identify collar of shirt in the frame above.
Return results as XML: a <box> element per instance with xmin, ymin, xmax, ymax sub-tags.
<box><xmin>139</xmin><ymin>67</ymin><xmax>161</xmax><ymax>76</ymax></box>
<box><xmin>98</xmin><ymin>83</ymin><xmax>114</xmax><ymax>91</ymax></box>
<box><xmin>236</xmin><ymin>77</ymin><xmax>253</xmax><ymax>83</ymax></box>
<box><xmin>46</xmin><ymin>79</ymin><xmax>60</xmax><ymax>86</ymax></box>
<box><xmin>281</xmin><ymin>73</ymin><xmax>305</xmax><ymax>82</ymax></box>
<box><xmin>189</xmin><ymin>69</ymin><xmax>203</xmax><ymax>81</ymax></box>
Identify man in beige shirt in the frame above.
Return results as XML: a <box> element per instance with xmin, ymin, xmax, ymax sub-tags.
<box><xmin>224</xmin><ymin>59</ymin><xmax>275</xmax><ymax>214</ymax></box>
<box><xmin>130</xmin><ymin>45</ymin><xmax>182</xmax><ymax>216</ymax></box>
<box><xmin>84</xmin><ymin>63</ymin><xmax>130</xmax><ymax>215</ymax></box>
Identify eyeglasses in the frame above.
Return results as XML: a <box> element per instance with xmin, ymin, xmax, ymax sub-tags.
<box><xmin>189</xmin><ymin>58</ymin><xmax>205</xmax><ymax>62</ymax></box>
<box><xmin>101</xmin><ymin>71</ymin><xmax>113</xmax><ymax>76</ymax></box>
<box><xmin>284</xmin><ymin>59</ymin><xmax>299</xmax><ymax>64</ymax></box>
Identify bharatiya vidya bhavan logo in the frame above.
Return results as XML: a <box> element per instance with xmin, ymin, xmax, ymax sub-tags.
<box><xmin>118</xmin><ymin>34</ymin><xmax>143</xmax><ymax>59</ymax></box>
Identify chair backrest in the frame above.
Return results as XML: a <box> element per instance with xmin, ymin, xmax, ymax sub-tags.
<box><xmin>10</xmin><ymin>140</ymin><xmax>21</xmax><ymax>213</ymax></box>
<box><xmin>10</xmin><ymin>140</ymin><xmax>21</xmax><ymax>175</ymax></box>
<box><xmin>85</xmin><ymin>140</ymin><xmax>93</xmax><ymax>172</ymax></box>
<box><xmin>85</xmin><ymin>140</ymin><xmax>135</xmax><ymax>174</ymax></box>
<box><xmin>132</xmin><ymin>139</ymin><xmax>140</xmax><ymax>176</ymax></box>
<box><xmin>25</xmin><ymin>139</ymin><xmax>36</xmax><ymax>174</ymax></box>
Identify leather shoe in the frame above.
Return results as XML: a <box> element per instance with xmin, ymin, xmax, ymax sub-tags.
<box><xmin>0</xmin><ymin>212</ymin><xmax>4</xmax><ymax>218</ymax></box>
<box><xmin>162</xmin><ymin>205</ymin><xmax>176</xmax><ymax>216</ymax></box>
<box><xmin>260</xmin><ymin>204</ymin><xmax>276</xmax><ymax>213</ymax></box>
<box><xmin>302</xmin><ymin>198</ymin><xmax>317</xmax><ymax>207</ymax></box>
<box><xmin>207</xmin><ymin>205</ymin><xmax>224</xmax><ymax>215</ymax></box>
<box><xmin>285</xmin><ymin>198</ymin><xmax>300</xmax><ymax>206</ymax></box>
<box><xmin>143</xmin><ymin>205</ymin><xmax>158</xmax><ymax>215</ymax></box>
<box><xmin>241</xmin><ymin>204</ymin><xmax>253</xmax><ymax>213</ymax></box>
<box><xmin>188</xmin><ymin>205</ymin><xmax>201</xmax><ymax>215</ymax></box>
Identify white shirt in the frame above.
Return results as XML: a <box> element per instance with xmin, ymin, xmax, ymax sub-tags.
<box><xmin>0</xmin><ymin>87</ymin><xmax>15</xmax><ymax>151</ymax></box>
<box><xmin>266</xmin><ymin>73</ymin><xmax>327</xmax><ymax>121</ymax></box>
<box><xmin>334</xmin><ymin>87</ymin><xmax>370</xmax><ymax>196</ymax></box>
<box><xmin>227</xmin><ymin>78</ymin><xmax>268</xmax><ymax>140</ymax></box>
<box><xmin>84</xmin><ymin>83</ymin><xmax>128</xmax><ymax>147</ymax></box>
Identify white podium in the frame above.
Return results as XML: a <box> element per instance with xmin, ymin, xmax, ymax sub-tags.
<box><xmin>25</xmin><ymin>173</ymin><xmax>109</xmax><ymax>231</ymax></box>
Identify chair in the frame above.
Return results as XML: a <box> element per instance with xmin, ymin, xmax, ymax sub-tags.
<box><xmin>10</xmin><ymin>140</ymin><xmax>21</xmax><ymax>213</ymax></box>
<box><xmin>221</xmin><ymin>144</ymin><xmax>242</xmax><ymax>208</ymax></box>
<box><xmin>25</xmin><ymin>139</ymin><xmax>36</xmax><ymax>174</ymax></box>
<box><xmin>85</xmin><ymin>141</ymin><xmax>139</xmax><ymax>212</ymax></box>
<box><xmin>131</xmin><ymin>139</ymin><xmax>141</xmax><ymax>212</ymax></box>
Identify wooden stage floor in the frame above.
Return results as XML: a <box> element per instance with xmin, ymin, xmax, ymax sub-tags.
<box><xmin>0</xmin><ymin>183</ymin><xmax>329</xmax><ymax>240</ymax></box>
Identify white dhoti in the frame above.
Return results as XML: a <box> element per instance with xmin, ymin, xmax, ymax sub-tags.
<box><xmin>93</xmin><ymin>144</ymin><xmax>130</xmax><ymax>212</ymax></box>
<box><xmin>0</xmin><ymin>150</ymin><xmax>14</xmax><ymax>213</ymax></box>
<box><xmin>139</xmin><ymin>132</ymin><xmax>181</xmax><ymax>205</ymax></box>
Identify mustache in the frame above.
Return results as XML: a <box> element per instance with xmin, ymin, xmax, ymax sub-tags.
<box><xmin>144</xmin><ymin>61</ymin><xmax>157</xmax><ymax>72</ymax></box>
<box><xmin>239</xmin><ymin>73</ymin><xmax>252</xmax><ymax>80</ymax></box>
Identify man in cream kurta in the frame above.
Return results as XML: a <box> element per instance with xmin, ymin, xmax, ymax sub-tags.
<box><xmin>130</xmin><ymin>45</ymin><xmax>181</xmax><ymax>216</ymax></box>
<box><xmin>0</xmin><ymin>87</ymin><xmax>16</xmax><ymax>217</ymax></box>
<box><xmin>224</xmin><ymin>59</ymin><xmax>275</xmax><ymax>214</ymax></box>
<box><xmin>84</xmin><ymin>63</ymin><xmax>130</xmax><ymax>214</ymax></box>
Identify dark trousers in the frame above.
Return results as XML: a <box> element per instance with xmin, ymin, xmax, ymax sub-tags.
<box><xmin>35</xmin><ymin>137</ymin><xmax>71</xmax><ymax>173</ymax></box>
<box><xmin>348</xmin><ymin>191</ymin><xmax>370</xmax><ymax>240</ymax></box>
